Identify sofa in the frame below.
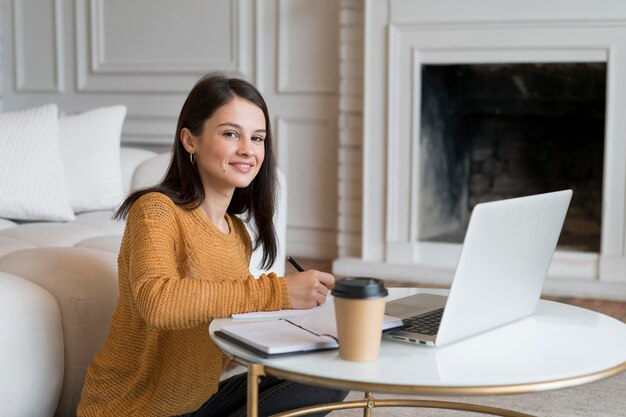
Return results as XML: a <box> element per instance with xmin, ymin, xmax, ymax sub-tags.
<box><xmin>0</xmin><ymin>105</ymin><xmax>286</xmax><ymax>417</ymax></box>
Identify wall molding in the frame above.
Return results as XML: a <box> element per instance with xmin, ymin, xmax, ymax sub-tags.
<box><xmin>75</xmin><ymin>0</ymin><xmax>254</xmax><ymax>93</ymax></box>
<box><xmin>13</xmin><ymin>0</ymin><xmax>63</xmax><ymax>92</ymax></box>
<box><xmin>89</xmin><ymin>0</ymin><xmax>239</xmax><ymax>73</ymax></box>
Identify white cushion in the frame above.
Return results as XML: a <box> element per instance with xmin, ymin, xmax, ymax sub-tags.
<box><xmin>59</xmin><ymin>105</ymin><xmax>127</xmax><ymax>213</ymax></box>
<box><xmin>0</xmin><ymin>236</ymin><xmax>36</xmax><ymax>257</ymax></box>
<box><xmin>0</xmin><ymin>218</ymin><xmax>17</xmax><ymax>231</ymax></box>
<box><xmin>76</xmin><ymin>235</ymin><xmax>123</xmax><ymax>253</ymax></box>
<box><xmin>0</xmin><ymin>104</ymin><xmax>75</xmax><ymax>221</ymax></box>
<box><xmin>73</xmin><ymin>210</ymin><xmax>125</xmax><ymax>234</ymax></box>
<box><xmin>0</xmin><ymin>223</ymin><xmax>102</xmax><ymax>247</ymax></box>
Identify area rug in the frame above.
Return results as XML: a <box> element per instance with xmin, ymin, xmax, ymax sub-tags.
<box><xmin>328</xmin><ymin>370</ymin><xmax>626</xmax><ymax>416</ymax></box>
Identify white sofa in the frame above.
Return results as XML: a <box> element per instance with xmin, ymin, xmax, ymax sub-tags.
<box><xmin>0</xmin><ymin>147</ymin><xmax>287</xmax><ymax>417</ymax></box>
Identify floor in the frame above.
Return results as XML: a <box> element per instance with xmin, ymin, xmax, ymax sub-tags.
<box><xmin>286</xmin><ymin>258</ymin><xmax>626</xmax><ymax>323</ymax></box>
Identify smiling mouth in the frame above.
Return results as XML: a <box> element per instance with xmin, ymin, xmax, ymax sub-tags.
<box><xmin>230</xmin><ymin>162</ymin><xmax>255</xmax><ymax>172</ymax></box>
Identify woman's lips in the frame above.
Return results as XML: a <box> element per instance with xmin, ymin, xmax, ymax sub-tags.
<box><xmin>230</xmin><ymin>162</ymin><xmax>254</xmax><ymax>173</ymax></box>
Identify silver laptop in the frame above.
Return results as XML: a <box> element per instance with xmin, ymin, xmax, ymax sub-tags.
<box><xmin>385</xmin><ymin>190</ymin><xmax>572</xmax><ymax>347</ymax></box>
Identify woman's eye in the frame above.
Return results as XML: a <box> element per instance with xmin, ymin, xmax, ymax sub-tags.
<box><xmin>224</xmin><ymin>131</ymin><xmax>238</xmax><ymax>139</ymax></box>
<box><xmin>252</xmin><ymin>136</ymin><xmax>265</xmax><ymax>143</ymax></box>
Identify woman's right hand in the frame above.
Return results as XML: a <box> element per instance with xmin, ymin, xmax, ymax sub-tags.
<box><xmin>284</xmin><ymin>270</ymin><xmax>335</xmax><ymax>309</ymax></box>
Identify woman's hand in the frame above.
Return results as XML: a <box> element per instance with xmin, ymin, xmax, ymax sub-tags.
<box><xmin>284</xmin><ymin>270</ymin><xmax>335</xmax><ymax>309</ymax></box>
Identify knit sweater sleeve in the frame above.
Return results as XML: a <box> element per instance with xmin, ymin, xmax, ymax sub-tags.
<box><xmin>124</xmin><ymin>193</ymin><xmax>291</xmax><ymax>330</ymax></box>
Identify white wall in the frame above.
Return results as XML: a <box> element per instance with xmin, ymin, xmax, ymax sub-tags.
<box><xmin>0</xmin><ymin>0</ymin><xmax>342</xmax><ymax>260</ymax></box>
<box><xmin>256</xmin><ymin>0</ymin><xmax>340</xmax><ymax>259</ymax></box>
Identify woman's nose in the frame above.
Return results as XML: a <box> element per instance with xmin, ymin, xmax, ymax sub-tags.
<box><xmin>238</xmin><ymin>138</ymin><xmax>255</xmax><ymax>156</ymax></box>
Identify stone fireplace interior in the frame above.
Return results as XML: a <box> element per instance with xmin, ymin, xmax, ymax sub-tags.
<box><xmin>419</xmin><ymin>63</ymin><xmax>605</xmax><ymax>254</ymax></box>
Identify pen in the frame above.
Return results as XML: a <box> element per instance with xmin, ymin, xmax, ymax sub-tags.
<box><xmin>287</xmin><ymin>256</ymin><xmax>305</xmax><ymax>272</ymax></box>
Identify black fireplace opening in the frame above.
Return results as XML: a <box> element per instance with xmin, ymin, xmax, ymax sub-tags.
<box><xmin>418</xmin><ymin>63</ymin><xmax>605</xmax><ymax>252</ymax></box>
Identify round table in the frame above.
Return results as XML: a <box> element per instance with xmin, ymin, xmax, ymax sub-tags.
<box><xmin>209</xmin><ymin>288</ymin><xmax>626</xmax><ymax>417</ymax></box>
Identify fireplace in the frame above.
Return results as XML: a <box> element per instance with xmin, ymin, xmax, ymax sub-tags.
<box><xmin>333</xmin><ymin>1</ymin><xmax>626</xmax><ymax>300</ymax></box>
<box><xmin>419</xmin><ymin>63</ymin><xmax>605</xmax><ymax>253</ymax></box>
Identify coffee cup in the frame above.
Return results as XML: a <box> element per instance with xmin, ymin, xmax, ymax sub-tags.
<box><xmin>332</xmin><ymin>277</ymin><xmax>388</xmax><ymax>361</ymax></box>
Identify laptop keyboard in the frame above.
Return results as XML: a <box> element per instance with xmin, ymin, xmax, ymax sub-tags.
<box><xmin>402</xmin><ymin>308</ymin><xmax>444</xmax><ymax>335</ymax></box>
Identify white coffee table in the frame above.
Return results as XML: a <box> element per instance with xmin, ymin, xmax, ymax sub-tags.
<box><xmin>209</xmin><ymin>288</ymin><xmax>626</xmax><ymax>417</ymax></box>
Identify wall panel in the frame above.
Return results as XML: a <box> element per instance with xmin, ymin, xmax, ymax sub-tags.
<box><xmin>75</xmin><ymin>0</ymin><xmax>254</xmax><ymax>92</ymax></box>
<box><xmin>257</xmin><ymin>0</ymin><xmax>340</xmax><ymax>259</ymax></box>
<box><xmin>277</xmin><ymin>0</ymin><xmax>339</xmax><ymax>94</ymax></box>
<box><xmin>13</xmin><ymin>0</ymin><xmax>63</xmax><ymax>91</ymax></box>
<box><xmin>277</xmin><ymin>117</ymin><xmax>338</xmax><ymax>229</ymax></box>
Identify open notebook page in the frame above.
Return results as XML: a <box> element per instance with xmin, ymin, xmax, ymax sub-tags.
<box><xmin>232</xmin><ymin>296</ymin><xmax>335</xmax><ymax>320</ymax></box>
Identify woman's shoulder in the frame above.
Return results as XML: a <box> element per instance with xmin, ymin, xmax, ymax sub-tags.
<box><xmin>133</xmin><ymin>191</ymin><xmax>176</xmax><ymax>208</ymax></box>
<box><xmin>129</xmin><ymin>191</ymin><xmax>178</xmax><ymax>219</ymax></box>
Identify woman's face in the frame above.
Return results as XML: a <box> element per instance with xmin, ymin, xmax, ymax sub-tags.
<box><xmin>182</xmin><ymin>96</ymin><xmax>266</xmax><ymax>193</ymax></box>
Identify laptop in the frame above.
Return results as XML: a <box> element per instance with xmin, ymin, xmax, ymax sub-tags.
<box><xmin>384</xmin><ymin>190</ymin><xmax>572</xmax><ymax>347</ymax></box>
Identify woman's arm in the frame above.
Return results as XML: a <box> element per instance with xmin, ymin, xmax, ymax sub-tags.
<box><xmin>124</xmin><ymin>194</ymin><xmax>290</xmax><ymax>330</ymax></box>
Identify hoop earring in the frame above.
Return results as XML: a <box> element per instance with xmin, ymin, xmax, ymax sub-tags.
<box><xmin>189</xmin><ymin>152</ymin><xmax>196</xmax><ymax>165</ymax></box>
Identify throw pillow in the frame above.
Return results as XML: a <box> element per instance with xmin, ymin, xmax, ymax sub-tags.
<box><xmin>59</xmin><ymin>105</ymin><xmax>127</xmax><ymax>213</ymax></box>
<box><xmin>0</xmin><ymin>104</ymin><xmax>75</xmax><ymax>221</ymax></box>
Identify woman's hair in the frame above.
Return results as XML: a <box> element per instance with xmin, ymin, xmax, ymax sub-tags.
<box><xmin>114</xmin><ymin>73</ymin><xmax>278</xmax><ymax>269</ymax></box>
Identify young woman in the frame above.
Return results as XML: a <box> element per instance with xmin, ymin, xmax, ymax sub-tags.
<box><xmin>77</xmin><ymin>74</ymin><xmax>347</xmax><ymax>417</ymax></box>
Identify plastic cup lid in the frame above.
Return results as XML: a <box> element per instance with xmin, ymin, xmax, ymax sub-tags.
<box><xmin>331</xmin><ymin>277</ymin><xmax>388</xmax><ymax>299</ymax></box>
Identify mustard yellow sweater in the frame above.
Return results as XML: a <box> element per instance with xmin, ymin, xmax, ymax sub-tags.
<box><xmin>77</xmin><ymin>192</ymin><xmax>290</xmax><ymax>417</ymax></box>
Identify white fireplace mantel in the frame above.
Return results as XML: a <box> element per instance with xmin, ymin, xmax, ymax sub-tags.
<box><xmin>333</xmin><ymin>0</ymin><xmax>626</xmax><ymax>300</ymax></box>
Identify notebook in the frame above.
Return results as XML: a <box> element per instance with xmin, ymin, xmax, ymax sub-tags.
<box><xmin>385</xmin><ymin>190</ymin><xmax>572</xmax><ymax>347</ymax></box>
<box><xmin>215</xmin><ymin>302</ymin><xmax>403</xmax><ymax>357</ymax></box>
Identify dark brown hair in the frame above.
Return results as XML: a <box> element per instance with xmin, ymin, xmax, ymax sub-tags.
<box><xmin>114</xmin><ymin>73</ymin><xmax>278</xmax><ymax>269</ymax></box>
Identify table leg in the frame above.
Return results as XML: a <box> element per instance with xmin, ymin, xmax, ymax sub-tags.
<box><xmin>247</xmin><ymin>363</ymin><xmax>266</xmax><ymax>417</ymax></box>
<box><xmin>363</xmin><ymin>392</ymin><xmax>375</xmax><ymax>417</ymax></box>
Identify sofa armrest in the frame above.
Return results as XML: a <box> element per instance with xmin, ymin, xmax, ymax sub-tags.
<box><xmin>0</xmin><ymin>248</ymin><xmax>119</xmax><ymax>417</ymax></box>
<box><xmin>120</xmin><ymin>147</ymin><xmax>158</xmax><ymax>193</ymax></box>
<box><xmin>130</xmin><ymin>153</ymin><xmax>171</xmax><ymax>191</ymax></box>
<box><xmin>0</xmin><ymin>272</ymin><xmax>64</xmax><ymax>417</ymax></box>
